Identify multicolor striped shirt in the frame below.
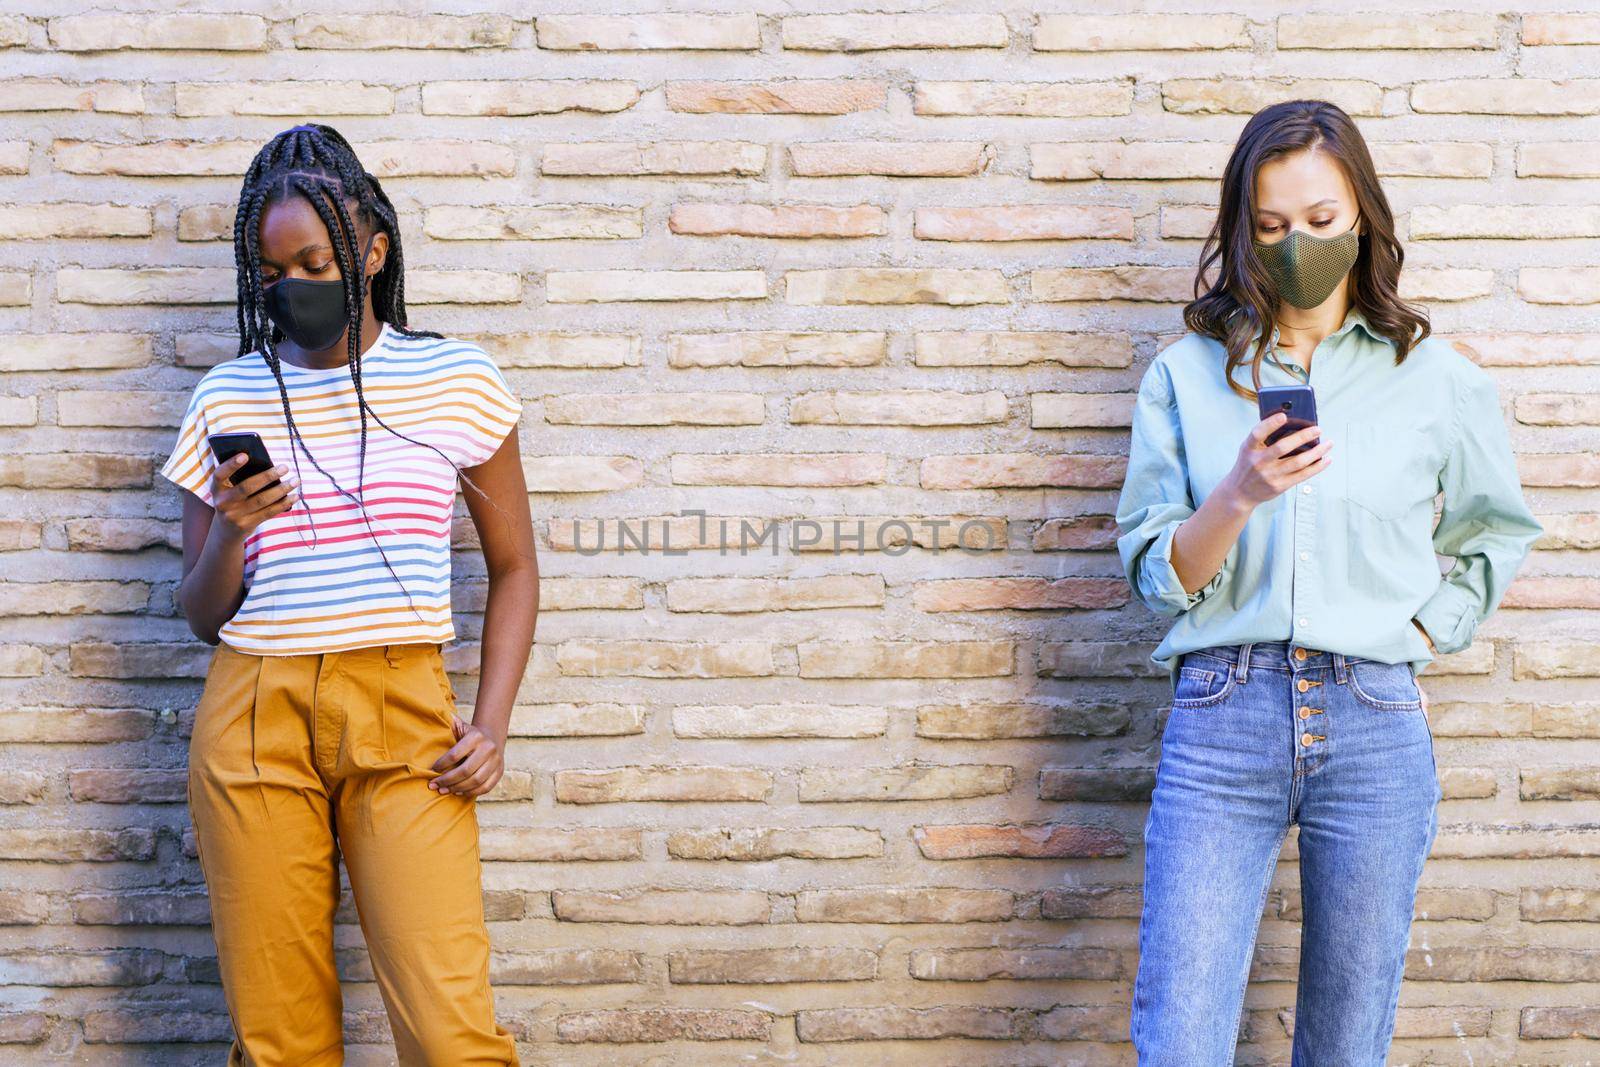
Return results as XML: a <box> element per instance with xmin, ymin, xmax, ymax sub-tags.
<box><xmin>159</xmin><ymin>322</ymin><xmax>523</xmax><ymax>656</ymax></box>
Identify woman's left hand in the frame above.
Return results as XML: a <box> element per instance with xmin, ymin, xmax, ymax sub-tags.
<box><xmin>429</xmin><ymin>717</ymin><xmax>506</xmax><ymax>798</ymax></box>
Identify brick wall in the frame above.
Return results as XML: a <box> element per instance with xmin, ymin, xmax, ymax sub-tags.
<box><xmin>2</xmin><ymin>4</ymin><xmax>1597</xmax><ymax>1063</ymax></box>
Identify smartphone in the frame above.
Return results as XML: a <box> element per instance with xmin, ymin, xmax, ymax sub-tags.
<box><xmin>207</xmin><ymin>431</ymin><xmax>280</xmax><ymax>493</ymax></box>
<box><xmin>1257</xmin><ymin>385</ymin><xmax>1318</xmax><ymax>457</ymax></box>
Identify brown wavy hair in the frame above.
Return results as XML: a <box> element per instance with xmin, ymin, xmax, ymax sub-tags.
<box><xmin>1184</xmin><ymin>99</ymin><xmax>1430</xmax><ymax>400</ymax></box>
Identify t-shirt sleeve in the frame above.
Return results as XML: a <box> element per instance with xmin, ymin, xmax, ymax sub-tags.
<box><xmin>158</xmin><ymin>384</ymin><xmax>217</xmax><ymax>506</ymax></box>
<box><xmin>453</xmin><ymin>344</ymin><xmax>523</xmax><ymax>468</ymax></box>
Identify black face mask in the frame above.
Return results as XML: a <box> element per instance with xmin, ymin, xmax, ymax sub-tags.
<box><xmin>263</xmin><ymin>233</ymin><xmax>375</xmax><ymax>352</ymax></box>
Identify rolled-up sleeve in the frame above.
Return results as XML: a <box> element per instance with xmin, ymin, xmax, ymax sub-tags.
<box><xmin>1116</xmin><ymin>362</ymin><xmax>1229</xmax><ymax>617</ymax></box>
<box><xmin>1413</xmin><ymin>361</ymin><xmax>1542</xmax><ymax>653</ymax></box>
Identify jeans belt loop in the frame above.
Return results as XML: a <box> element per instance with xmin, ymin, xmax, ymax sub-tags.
<box><xmin>1333</xmin><ymin>651</ymin><xmax>1347</xmax><ymax>684</ymax></box>
<box><xmin>1235</xmin><ymin>641</ymin><xmax>1252</xmax><ymax>685</ymax></box>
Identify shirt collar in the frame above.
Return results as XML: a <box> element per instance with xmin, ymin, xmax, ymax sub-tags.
<box><xmin>1264</xmin><ymin>305</ymin><xmax>1387</xmax><ymax>349</ymax></box>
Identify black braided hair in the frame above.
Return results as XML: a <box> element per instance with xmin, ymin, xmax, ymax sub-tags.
<box><xmin>231</xmin><ymin>123</ymin><xmax>524</xmax><ymax>628</ymax></box>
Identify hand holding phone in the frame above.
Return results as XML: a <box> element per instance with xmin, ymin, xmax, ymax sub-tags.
<box><xmin>205</xmin><ymin>431</ymin><xmax>299</xmax><ymax>534</ymax></box>
<box><xmin>1222</xmin><ymin>385</ymin><xmax>1332</xmax><ymax>509</ymax></box>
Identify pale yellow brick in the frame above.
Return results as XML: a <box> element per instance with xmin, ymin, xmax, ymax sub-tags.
<box><xmin>672</xmin><ymin>704</ymin><xmax>888</xmax><ymax>739</ymax></box>
<box><xmin>174</xmin><ymin>81</ymin><xmax>393</xmax><ymax>116</ymax></box>
<box><xmin>0</xmin><ymin>273</ymin><xmax>28</xmax><ymax>306</ymax></box>
<box><xmin>0</xmin><ymin>397</ymin><xmax>36</xmax><ymax>426</ymax></box>
<box><xmin>669</xmin><ymin>332</ymin><xmax>886</xmax><ymax>367</ymax></box>
<box><xmin>537</xmin><ymin>14</ymin><xmax>760</xmax><ymax>51</ymax></box>
<box><xmin>786</xmin><ymin>268</ymin><xmax>1007</xmax><ymax>306</ymax></box>
<box><xmin>671</xmin><ymin>453</ymin><xmax>885</xmax><ymax>487</ymax></box>
<box><xmin>1520</xmin><ymin>453</ymin><xmax>1600</xmax><ymax>487</ymax></box>
<box><xmin>789</xmin><ymin>389</ymin><xmax>1007</xmax><ymax>425</ymax></box>
<box><xmin>422</xmin><ymin>80</ymin><xmax>639</xmax><ymax>116</ymax></box>
<box><xmin>548</xmin><ymin>270</ymin><xmax>764</xmax><ymax>303</ymax></box>
<box><xmin>291</xmin><ymin>14</ymin><xmax>514</xmax><ymax>49</ymax></box>
<box><xmin>1520</xmin><ymin>268</ymin><xmax>1600</xmax><ymax>305</ymax></box>
<box><xmin>1401</xmin><ymin>268</ymin><xmax>1494</xmax><ymax>302</ymax></box>
<box><xmin>56</xmin><ymin>268</ymin><xmax>231</xmax><ymax>305</ymax></box>
<box><xmin>921</xmin><ymin>453</ymin><xmax>1126</xmax><ymax>490</ymax></box>
<box><xmin>1370</xmin><ymin>141</ymin><xmax>1494</xmax><ymax>179</ymax></box>
<box><xmin>0</xmin><ymin>79</ymin><xmax>143</xmax><ymax>114</ymax></box>
<box><xmin>915</xmin><ymin>331</ymin><xmax>1132</xmax><ymax>368</ymax></box>
<box><xmin>913</xmin><ymin>81</ymin><xmax>1130</xmax><ymax>117</ymax></box>
<box><xmin>666</xmin><ymin>80</ymin><xmax>886</xmax><ymax>114</ymax></box>
<box><xmin>554</xmin><ymin>765</ymin><xmax>772</xmax><ymax>803</ymax></box>
<box><xmin>1413</xmin><ymin>80</ymin><xmax>1600</xmax><ymax>115</ymax></box>
<box><xmin>1035</xmin><ymin>14</ymin><xmax>1250</xmax><ymax>51</ymax></box>
<box><xmin>57</xmin><ymin>391</ymin><xmax>185</xmax><ymax>428</ymax></box>
<box><xmin>1519</xmin><ymin>142</ymin><xmax>1600</xmax><ymax>178</ymax></box>
<box><xmin>799</xmin><ymin>764</ymin><xmax>1013</xmax><ymax>802</ymax></box>
<box><xmin>532</xmin><ymin>577</ymin><xmax>643</xmax><ymax>612</ymax></box>
<box><xmin>357</xmin><ymin>140</ymin><xmax>517</xmax><ymax>177</ymax></box>
<box><xmin>790</xmin><ymin>141</ymin><xmax>991</xmax><ymax>177</ymax></box>
<box><xmin>424</xmin><ymin>205</ymin><xmax>642</xmax><ymax>241</ymax></box>
<box><xmin>0</xmin><ymin>142</ymin><xmax>27</xmax><ymax>174</ymax></box>
<box><xmin>508</xmin><ymin>703</ymin><xmax>645</xmax><ymax>738</ymax></box>
<box><xmin>914</xmin><ymin>205</ymin><xmax>1133</xmax><ymax>242</ymax></box>
<box><xmin>1031</xmin><ymin>392</ymin><xmax>1137</xmax><ymax>429</ymax></box>
<box><xmin>523</xmin><ymin>456</ymin><xmax>643</xmax><ymax>493</ymax></box>
<box><xmin>0</xmin><ymin>16</ymin><xmax>25</xmax><ymax>47</ymax></box>
<box><xmin>783</xmin><ymin>14</ymin><xmax>1007</xmax><ymax>51</ymax></box>
<box><xmin>667</xmin><ymin>827</ymin><xmax>882</xmax><ymax>860</ymax></box>
<box><xmin>544</xmin><ymin>392</ymin><xmax>763</xmax><ymax>425</ymax></box>
<box><xmin>544</xmin><ymin>141</ymin><xmax>765</xmax><ymax>177</ymax></box>
<box><xmin>1515</xmin><ymin>642</ymin><xmax>1600</xmax><ymax>680</ymax></box>
<box><xmin>669</xmin><ymin>203</ymin><xmax>885</xmax><ymax>238</ymax></box>
<box><xmin>1524</xmin><ymin>14</ymin><xmax>1600</xmax><ymax>45</ymax></box>
<box><xmin>175</xmin><ymin>205</ymin><xmax>231</xmax><ymax>242</ymax></box>
<box><xmin>1412</xmin><ymin>205</ymin><xmax>1600</xmax><ymax>240</ymax></box>
<box><xmin>1278</xmin><ymin>14</ymin><xmax>1497</xmax><ymax>50</ymax></box>
<box><xmin>795</xmin><ymin>887</ymin><xmax>1012</xmax><ymax>923</ymax></box>
<box><xmin>51</xmin><ymin>140</ymin><xmax>256</xmax><ymax>176</ymax></box>
<box><xmin>1163</xmin><ymin>78</ymin><xmax>1383</xmax><ymax>116</ymax></box>
<box><xmin>0</xmin><ymin>581</ymin><xmax>147</xmax><ymax>616</ymax></box>
<box><xmin>1032</xmin><ymin>266</ymin><xmax>1192</xmax><ymax>303</ymax></box>
<box><xmin>797</xmin><ymin>640</ymin><xmax>1014</xmax><ymax>679</ymax></box>
<box><xmin>1536</xmin><ymin>513</ymin><xmax>1600</xmax><ymax>549</ymax></box>
<box><xmin>406</xmin><ymin>270</ymin><xmax>521</xmax><ymax>304</ymax></box>
<box><xmin>1032</xmin><ymin>141</ymin><xmax>1231</xmax><ymax>181</ymax></box>
<box><xmin>49</xmin><ymin>14</ymin><xmax>266</xmax><ymax>51</ymax></box>
<box><xmin>665</xmin><ymin>575</ymin><xmax>884</xmax><ymax>613</ymax></box>
<box><xmin>1516</xmin><ymin>394</ymin><xmax>1600</xmax><ymax>426</ymax></box>
<box><xmin>0</xmin><ymin>204</ymin><xmax>151</xmax><ymax>240</ymax></box>
<box><xmin>553</xmin><ymin>890</ymin><xmax>770</xmax><ymax>924</ymax></box>
<box><xmin>479</xmin><ymin>333</ymin><xmax>641</xmax><ymax>368</ymax></box>
<box><xmin>556</xmin><ymin>640</ymin><xmax>774</xmax><ymax>678</ymax></box>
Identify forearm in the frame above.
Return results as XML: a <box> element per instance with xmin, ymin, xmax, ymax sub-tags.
<box><xmin>177</xmin><ymin>524</ymin><xmax>249</xmax><ymax>643</ymax></box>
<box><xmin>471</xmin><ymin>563</ymin><xmax>539</xmax><ymax>740</ymax></box>
<box><xmin>1170</xmin><ymin>479</ymin><xmax>1254</xmax><ymax>594</ymax></box>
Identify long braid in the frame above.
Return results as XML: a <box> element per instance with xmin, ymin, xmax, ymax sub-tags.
<box><xmin>231</xmin><ymin>123</ymin><xmax>531</xmax><ymax>636</ymax></box>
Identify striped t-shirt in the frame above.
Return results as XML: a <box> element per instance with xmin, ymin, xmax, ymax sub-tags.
<box><xmin>159</xmin><ymin>322</ymin><xmax>523</xmax><ymax>656</ymax></box>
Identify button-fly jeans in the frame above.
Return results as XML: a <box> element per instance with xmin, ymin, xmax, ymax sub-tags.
<box><xmin>1130</xmin><ymin>641</ymin><xmax>1441</xmax><ymax>1065</ymax></box>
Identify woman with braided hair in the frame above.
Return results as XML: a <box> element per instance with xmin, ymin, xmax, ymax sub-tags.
<box><xmin>159</xmin><ymin>123</ymin><xmax>531</xmax><ymax>1065</ymax></box>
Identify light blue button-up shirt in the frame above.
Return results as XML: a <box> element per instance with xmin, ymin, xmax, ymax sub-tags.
<box><xmin>1116</xmin><ymin>306</ymin><xmax>1541</xmax><ymax>677</ymax></box>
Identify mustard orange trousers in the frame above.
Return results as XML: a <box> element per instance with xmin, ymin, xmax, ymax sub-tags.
<box><xmin>187</xmin><ymin>640</ymin><xmax>520</xmax><ymax>1066</ymax></box>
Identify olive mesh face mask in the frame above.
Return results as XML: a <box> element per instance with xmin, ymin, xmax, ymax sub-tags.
<box><xmin>1252</xmin><ymin>215</ymin><xmax>1361</xmax><ymax>310</ymax></box>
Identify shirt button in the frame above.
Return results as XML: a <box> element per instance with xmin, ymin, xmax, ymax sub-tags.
<box><xmin>1297</xmin><ymin>679</ymin><xmax>1311</xmax><ymax>693</ymax></box>
<box><xmin>1298</xmin><ymin>617</ymin><xmax>1309</xmax><ymax>627</ymax></box>
<box><xmin>1302</xmin><ymin>732</ymin><xmax>1315</xmax><ymax>747</ymax></box>
<box><xmin>1299</xmin><ymin>552</ymin><xmax>1310</xmax><ymax>561</ymax></box>
<box><xmin>1303</xmin><ymin>485</ymin><xmax>1313</xmax><ymax>494</ymax></box>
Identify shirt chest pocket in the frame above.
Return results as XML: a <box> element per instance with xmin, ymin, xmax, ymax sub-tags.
<box><xmin>1342</xmin><ymin>421</ymin><xmax>1441</xmax><ymax>521</ymax></box>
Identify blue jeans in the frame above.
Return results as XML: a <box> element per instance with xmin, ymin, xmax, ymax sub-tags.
<box><xmin>1131</xmin><ymin>641</ymin><xmax>1441</xmax><ymax>1065</ymax></box>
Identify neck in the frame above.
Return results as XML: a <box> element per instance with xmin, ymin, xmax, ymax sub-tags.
<box><xmin>277</xmin><ymin>306</ymin><xmax>384</xmax><ymax>370</ymax></box>
<box><xmin>1274</xmin><ymin>285</ymin><xmax>1351</xmax><ymax>350</ymax></box>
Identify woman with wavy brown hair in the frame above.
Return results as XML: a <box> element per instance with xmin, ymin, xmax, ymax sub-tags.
<box><xmin>1115</xmin><ymin>100</ymin><xmax>1539</xmax><ymax>1063</ymax></box>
